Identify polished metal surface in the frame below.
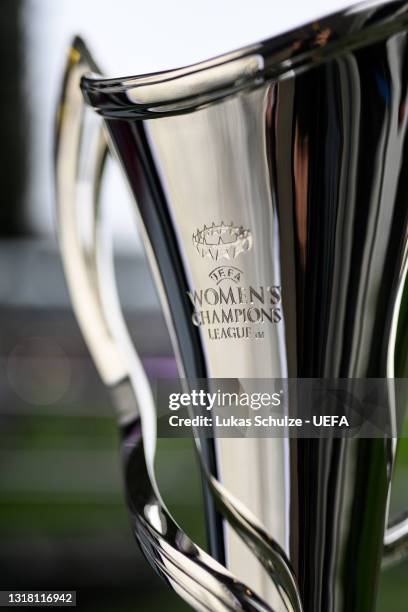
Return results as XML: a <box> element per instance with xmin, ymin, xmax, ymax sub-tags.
<box><xmin>384</xmin><ymin>511</ymin><xmax>408</xmax><ymax>567</ymax></box>
<box><xmin>56</xmin><ymin>1</ymin><xmax>408</xmax><ymax>611</ymax></box>
<box><xmin>54</xmin><ymin>40</ymin><xmax>297</xmax><ymax>612</ymax></box>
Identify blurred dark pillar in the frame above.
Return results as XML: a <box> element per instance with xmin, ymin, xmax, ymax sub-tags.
<box><xmin>0</xmin><ymin>0</ymin><xmax>29</xmax><ymax>236</ymax></box>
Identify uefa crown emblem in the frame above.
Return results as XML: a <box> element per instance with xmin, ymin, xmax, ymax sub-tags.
<box><xmin>192</xmin><ymin>221</ymin><xmax>253</xmax><ymax>261</ymax></box>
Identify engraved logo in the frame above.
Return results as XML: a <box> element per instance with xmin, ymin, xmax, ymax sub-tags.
<box><xmin>192</xmin><ymin>222</ymin><xmax>253</xmax><ymax>261</ymax></box>
<box><xmin>209</xmin><ymin>266</ymin><xmax>243</xmax><ymax>285</ymax></box>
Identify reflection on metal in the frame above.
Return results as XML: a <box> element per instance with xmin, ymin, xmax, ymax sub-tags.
<box><xmin>56</xmin><ymin>2</ymin><xmax>408</xmax><ymax>611</ymax></box>
<box><xmin>117</xmin><ymin>381</ymin><xmax>279</xmax><ymax>612</ymax></box>
<box><xmin>383</xmin><ymin>511</ymin><xmax>408</xmax><ymax>568</ymax></box>
<box><xmin>55</xmin><ymin>38</ymin><xmax>290</xmax><ymax>611</ymax></box>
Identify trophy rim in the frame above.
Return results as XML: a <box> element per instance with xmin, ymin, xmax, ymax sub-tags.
<box><xmin>81</xmin><ymin>0</ymin><xmax>408</xmax><ymax>118</ymax></box>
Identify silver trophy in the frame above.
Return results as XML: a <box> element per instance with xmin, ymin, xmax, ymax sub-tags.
<box><xmin>55</xmin><ymin>1</ymin><xmax>408</xmax><ymax>610</ymax></box>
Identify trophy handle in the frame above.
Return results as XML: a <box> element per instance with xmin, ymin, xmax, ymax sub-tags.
<box><xmin>54</xmin><ymin>36</ymin><xmax>282</xmax><ymax>612</ymax></box>
<box><xmin>53</xmin><ymin>34</ymin><xmax>408</xmax><ymax>607</ymax></box>
<box><xmin>383</xmin><ymin>512</ymin><xmax>408</xmax><ymax>568</ymax></box>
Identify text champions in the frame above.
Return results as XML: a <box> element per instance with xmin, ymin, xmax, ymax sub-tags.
<box><xmin>186</xmin><ymin>285</ymin><xmax>282</xmax><ymax>338</ymax></box>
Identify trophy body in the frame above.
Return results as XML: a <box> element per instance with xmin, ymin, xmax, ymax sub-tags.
<box><xmin>56</xmin><ymin>2</ymin><xmax>408</xmax><ymax>610</ymax></box>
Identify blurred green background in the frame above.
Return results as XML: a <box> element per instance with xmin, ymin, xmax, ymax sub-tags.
<box><xmin>0</xmin><ymin>307</ymin><xmax>201</xmax><ymax>611</ymax></box>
